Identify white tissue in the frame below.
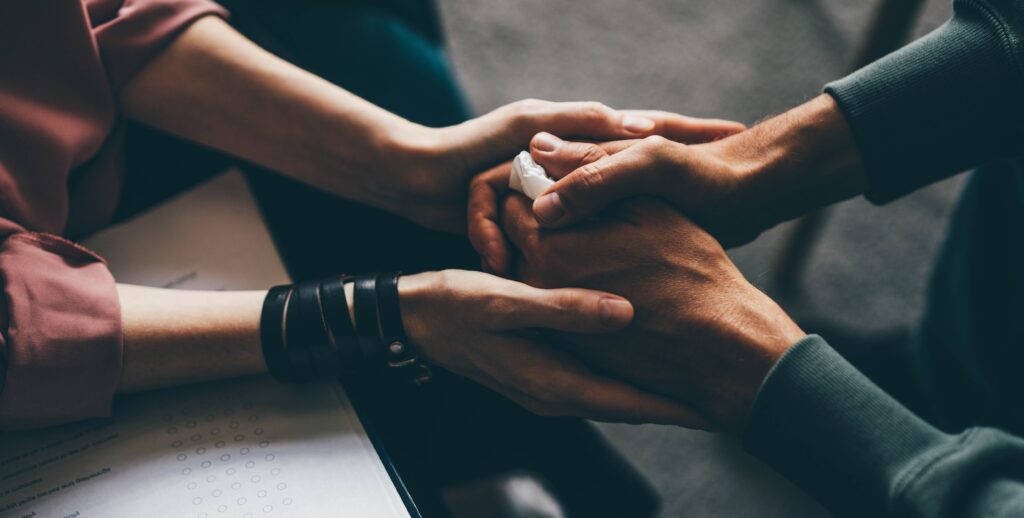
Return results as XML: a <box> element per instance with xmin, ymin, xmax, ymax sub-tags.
<box><xmin>509</xmin><ymin>151</ymin><xmax>556</xmax><ymax>200</ymax></box>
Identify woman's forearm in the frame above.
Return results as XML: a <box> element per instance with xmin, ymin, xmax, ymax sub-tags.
<box><xmin>119</xmin><ymin>16</ymin><xmax>421</xmax><ymax>212</ymax></box>
<box><xmin>116</xmin><ymin>284</ymin><xmax>268</xmax><ymax>392</ymax></box>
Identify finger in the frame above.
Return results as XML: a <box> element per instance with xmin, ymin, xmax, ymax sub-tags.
<box><xmin>532</xmin><ymin>143</ymin><xmax>664</xmax><ymax>228</ymax></box>
<box><xmin>620</xmin><ymin>110</ymin><xmax>746</xmax><ymax>143</ymax></box>
<box><xmin>500</xmin><ymin>193</ymin><xmax>540</xmax><ymax>253</ymax></box>
<box><xmin>480</xmin><ymin>336</ymin><xmax>707</xmax><ymax>428</ymax></box>
<box><xmin>530</xmin><ymin>133</ymin><xmax>637</xmax><ymax>180</ymax></box>
<box><xmin>523</xmin><ymin>101</ymin><xmax>659</xmax><ymax>140</ymax></box>
<box><xmin>486</xmin><ymin>279</ymin><xmax>635</xmax><ymax>332</ymax></box>
<box><xmin>468</xmin><ymin>163</ymin><xmax>514</xmax><ymax>273</ymax></box>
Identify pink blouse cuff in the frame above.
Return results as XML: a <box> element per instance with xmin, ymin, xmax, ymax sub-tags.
<box><xmin>91</xmin><ymin>0</ymin><xmax>230</xmax><ymax>90</ymax></box>
<box><xmin>0</xmin><ymin>233</ymin><xmax>123</xmax><ymax>430</ymax></box>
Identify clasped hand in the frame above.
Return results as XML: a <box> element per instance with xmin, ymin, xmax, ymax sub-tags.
<box><xmin>465</xmin><ymin>128</ymin><xmax>807</xmax><ymax>433</ymax></box>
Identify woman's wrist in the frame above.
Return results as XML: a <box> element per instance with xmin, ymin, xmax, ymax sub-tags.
<box><xmin>317</xmin><ymin>114</ymin><xmax>432</xmax><ymax>209</ymax></box>
<box><xmin>713</xmin><ymin>94</ymin><xmax>867</xmax><ymax>229</ymax></box>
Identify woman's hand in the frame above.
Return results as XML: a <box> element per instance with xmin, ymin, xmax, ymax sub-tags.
<box><xmin>396</xmin><ymin>269</ymin><xmax>705</xmax><ymax>427</ymax></box>
<box><xmin>469</xmin><ymin>134</ymin><xmax>755</xmax><ymax>274</ymax></box>
<box><xmin>388</xmin><ymin>101</ymin><xmax>745</xmax><ymax>234</ymax></box>
<box><xmin>468</xmin><ymin>95</ymin><xmax>867</xmax><ymax>272</ymax></box>
<box><xmin>499</xmin><ymin>196</ymin><xmax>804</xmax><ymax>432</ymax></box>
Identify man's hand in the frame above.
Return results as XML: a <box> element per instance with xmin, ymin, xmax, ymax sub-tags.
<box><xmin>469</xmin><ymin>94</ymin><xmax>867</xmax><ymax>272</ymax></box>
<box><xmin>465</xmin><ymin>109</ymin><xmax>744</xmax><ymax>271</ymax></box>
<box><xmin>394</xmin><ymin>101</ymin><xmax>745</xmax><ymax>234</ymax></box>
<box><xmin>398</xmin><ymin>269</ymin><xmax>704</xmax><ymax>427</ymax></box>
<box><xmin>501</xmin><ymin>195</ymin><xmax>805</xmax><ymax>432</ymax></box>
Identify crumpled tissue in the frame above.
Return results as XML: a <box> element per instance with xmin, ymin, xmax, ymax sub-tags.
<box><xmin>509</xmin><ymin>151</ymin><xmax>556</xmax><ymax>200</ymax></box>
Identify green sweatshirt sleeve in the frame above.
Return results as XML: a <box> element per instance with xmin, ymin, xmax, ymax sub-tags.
<box><xmin>825</xmin><ymin>0</ymin><xmax>1024</xmax><ymax>204</ymax></box>
<box><xmin>743</xmin><ymin>335</ymin><xmax>1024</xmax><ymax>518</ymax></box>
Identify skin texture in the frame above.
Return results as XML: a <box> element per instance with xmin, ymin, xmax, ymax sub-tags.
<box><xmin>120</xmin><ymin>16</ymin><xmax>744</xmax><ymax>234</ymax></box>
<box><xmin>116</xmin><ymin>285</ymin><xmax>268</xmax><ymax>392</ymax></box>
<box><xmin>397</xmin><ymin>271</ymin><xmax>702</xmax><ymax>426</ymax></box>
<box><xmin>499</xmin><ymin>196</ymin><xmax>805</xmax><ymax>432</ymax></box>
<box><xmin>469</xmin><ymin>94</ymin><xmax>867</xmax><ymax>273</ymax></box>
<box><xmin>465</xmin><ymin>94</ymin><xmax>869</xmax><ymax>432</ymax></box>
<box><xmin>118</xmin><ymin>272</ymin><xmax>700</xmax><ymax>427</ymax></box>
<box><xmin>110</xmin><ymin>14</ymin><xmax>747</xmax><ymax>417</ymax></box>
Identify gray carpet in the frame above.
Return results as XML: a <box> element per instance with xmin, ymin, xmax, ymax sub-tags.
<box><xmin>436</xmin><ymin>1</ymin><xmax>960</xmax><ymax>516</ymax></box>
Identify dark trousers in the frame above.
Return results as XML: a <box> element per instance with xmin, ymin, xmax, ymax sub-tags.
<box><xmin>116</xmin><ymin>2</ymin><xmax>658</xmax><ymax>516</ymax></box>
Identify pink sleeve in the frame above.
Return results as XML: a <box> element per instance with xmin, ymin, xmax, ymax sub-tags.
<box><xmin>0</xmin><ymin>231</ymin><xmax>122</xmax><ymax>430</ymax></box>
<box><xmin>89</xmin><ymin>0</ymin><xmax>229</xmax><ymax>89</ymax></box>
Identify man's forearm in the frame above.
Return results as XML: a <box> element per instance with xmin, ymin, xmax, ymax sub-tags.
<box><xmin>717</xmin><ymin>94</ymin><xmax>867</xmax><ymax>229</ymax></box>
<box><xmin>119</xmin><ymin>16</ymin><xmax>422</xmax><ymax>213</ymax></box>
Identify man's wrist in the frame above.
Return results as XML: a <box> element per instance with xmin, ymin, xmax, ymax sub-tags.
<box><xmin>718</xmin><ymin>94</ymin><xmax>867</xmax><ymax>228</ymax></box>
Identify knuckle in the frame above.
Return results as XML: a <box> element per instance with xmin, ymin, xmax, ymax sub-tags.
<box><xmin>638</xmin><ymin>136</ymin><xmax>676</xmax><ymax>176</ymax></box>
<box><xmin>574</xmin><ymin>164</ymin><xmax>606</xmax><ymax>193</ymax></box>
<box><xmin>433</xmin><ymin>270</ymin><xmax>460</xmax><ymax>296</ymax></box>
<box><xmin>480</xmin><ymin>295</ymin><xmax>516</xmax><ymax>324</ymax></box>
<box><xmin>577</xmin><ymin>144</ymin><xmax>608</xmax><ymax>167</ymax></box>
<box><xmin>513</xmin><ymin>98</ymin><xmax>548</xmax><ymax>116</ymax></box>
<box><xmin>642</xmin><ymin>134</ymin><xmax>669</xmax><ymax>147</ymax></box>
<box><xmin>469</xmin><ymin>173</ymin><xmax>488</xmax><ymax>190</ymax></box>
<box><xmin>577</xmin><ymin>101</ymin><xmax>612</xmax><ymax>121</ymax></box>
<box><xmin>551</xmin><ymin>291</ymin><xmax>585</xmax><ymax>315</ymax></box>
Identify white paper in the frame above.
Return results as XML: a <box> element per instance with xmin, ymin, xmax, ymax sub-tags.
<box><xmin>509</xmin><ymin>151</ymin><xmax>555</xmax><ymax>200</ymax></box>
<box><xmin>0</xmin><ymin>170</ymin><xmax>409</xmax><ymax>518</ymax></box>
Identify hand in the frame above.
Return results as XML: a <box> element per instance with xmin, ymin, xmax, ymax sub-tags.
<box><xmin>396</xmin><ymin>269</ymin><xmax>705</xmax><ymax>426</ymax></box>
<box><xmin>389</xmin><ymin>100</ymin><xmax>745</xmax><ymax>234</ymax></box>
<box><xmin>500</xmin><ymin>196</ymin><xmax>805</xmax><ymax>432</ymax></box>
<box><xmin>468</xmin><ymin>95</ymin><xmax>866</xmax><ymax>272</ymax></box>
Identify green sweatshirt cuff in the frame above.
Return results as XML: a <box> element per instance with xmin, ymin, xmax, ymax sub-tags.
<box><xmin>825</xmin><ymin>2</ymin><xmax>1024</xmax><ymax>204</ymax></box>
<box><xmin>742</xmin><ymin>335</ymin><xmax>947</xmax><ymax>516</ymax></box>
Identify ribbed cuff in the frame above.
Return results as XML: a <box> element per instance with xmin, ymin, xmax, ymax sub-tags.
<box><xmin>742</xmin><ymin>335</ymin><xmax>946</xmax><ymax>516</ymax></box>
<box><xmin>825</xmin><ymin>2</ymin><xmax>1023</xmax><ymax>204</ymax></box>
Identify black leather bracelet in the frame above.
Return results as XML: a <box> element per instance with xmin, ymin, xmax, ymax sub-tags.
<box><xmin>301</xmin><ymin>281</ymin><xmax>342</xmax><ymax>380</ymax></box>
<box><xmin>376</xmin><ymin>273</ymin><xmax>413</xmax><ymax>365</ymax></box>
<box><xmin>353</xmin><ymin>273</ymin><xmax>383</xmax><ymax>366</ymax></box>
<box><xmin>260</xmin><ymin>284</ymin><xmax>294</xmax><ymax>383</ymax></box>
<box><xmin>319</xmin><ymin>276</ymin><xmax>361</xmax><ymax>373</ymax></box>
<box><xmin>284</xmin><ymin>281</ymin><xmax>320</xmax><ymax>383</ymax></box>
<box><xmin>377</xmin><ymin>272</ymin><xmax>432</xmax><ymax>385</ymax></box>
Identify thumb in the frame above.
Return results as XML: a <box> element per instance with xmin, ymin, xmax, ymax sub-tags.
<box><xmin>529</xmin><ymin>133</ymin><xmax>638</xmax><ymax>180</ymax></box>
<box><xmin>532</xmin><ymin>143</ymin><xmax>662</xmax><ymax>228</ymax></box>
<box><xmin>493</xmin><ymin>283</ymin><xmax>634</xmax><ymax>332</ymax></box>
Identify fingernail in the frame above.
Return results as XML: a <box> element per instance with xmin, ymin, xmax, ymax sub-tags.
<box><xmin>622</xmin><ymin>115</ymin><xmax>655</xmax><ymax>134</ymax></box>
<box><xmin>533</xmin><ymin>132</ymin><xmax>562</xmax><ymax>152</ymax></box>
<box><xmin>599</xmin><ymin>298</ymin><xmax>633</xmax><ymax>327</ymax></box>
<box><xmin>533</xmin><ymin>193</ymin><xmax>565</xmax><ymax>225</ymax></box>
